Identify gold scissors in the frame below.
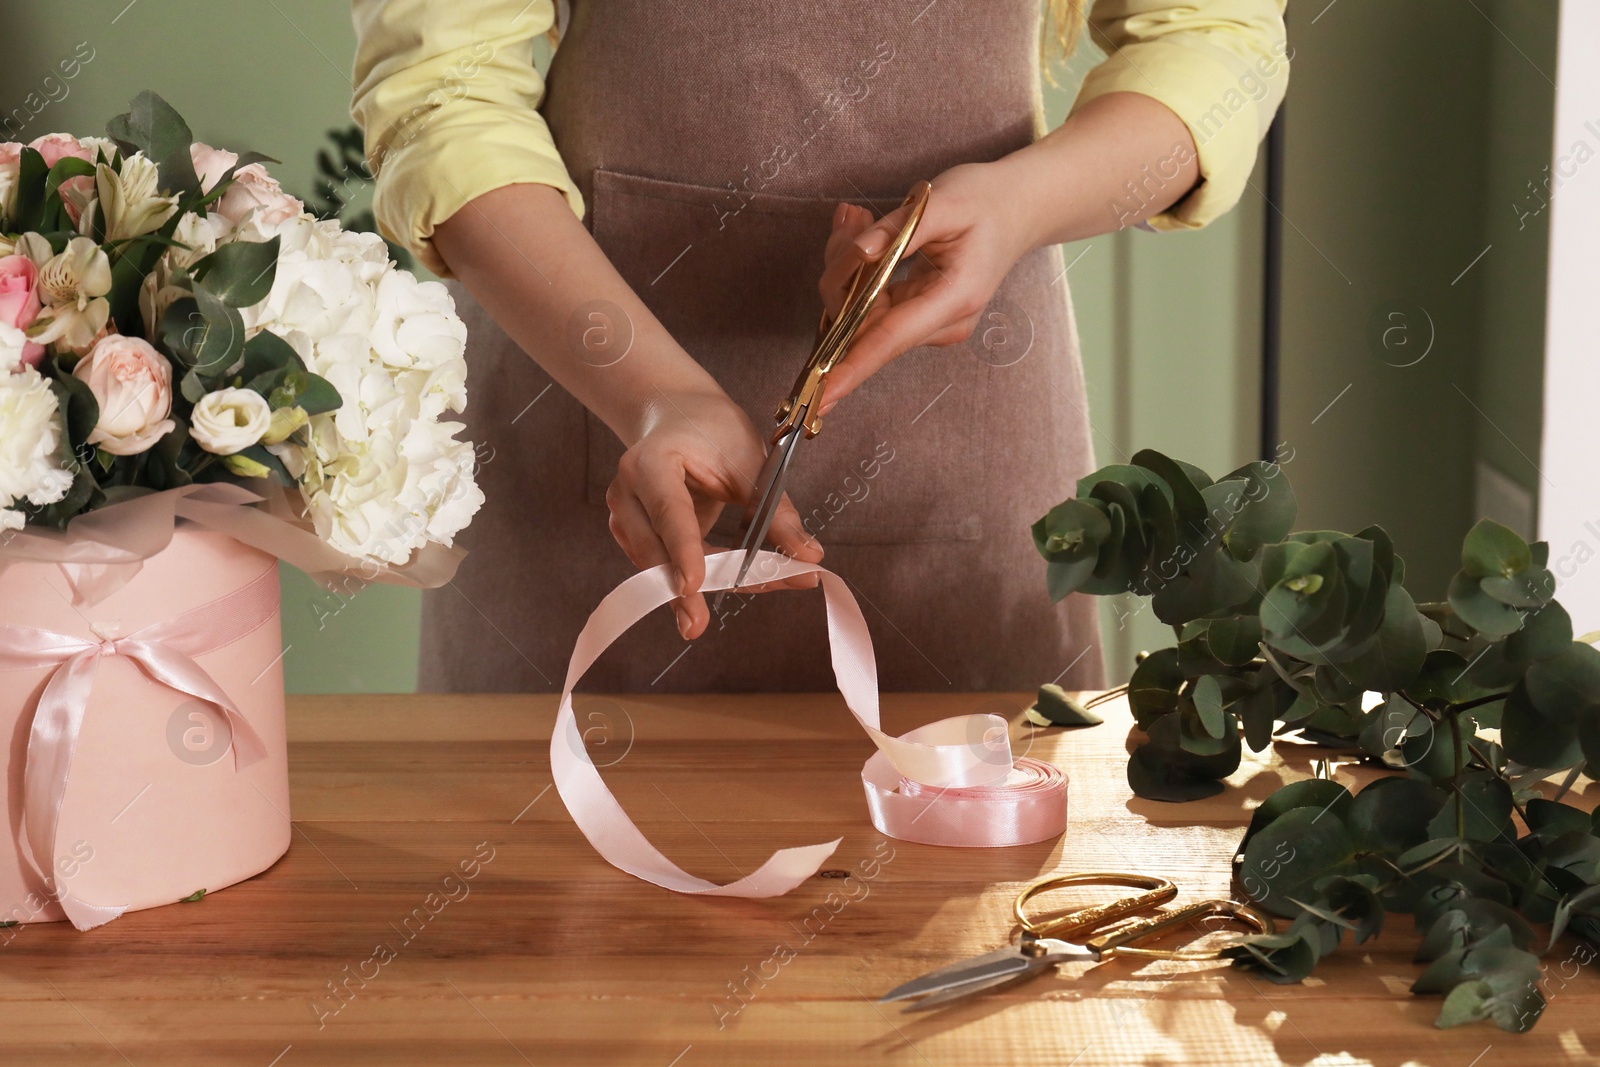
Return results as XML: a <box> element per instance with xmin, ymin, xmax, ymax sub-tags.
<box><xmin>879</xmin><ymin>873</ymin><xmax>1275</xmax><ymax>1012</ymax></box>
<box><xmin>711</xmin><ymin>180</ymin><xmax>933</xmax><ymax>612</ymax></box>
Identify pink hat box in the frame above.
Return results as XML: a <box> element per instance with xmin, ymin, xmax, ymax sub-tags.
<box><xmin>0</xmin><ymin>526</ymin><xmax>291</xmax><ymax>928</ymax></box>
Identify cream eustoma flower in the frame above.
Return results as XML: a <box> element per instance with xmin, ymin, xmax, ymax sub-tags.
<box><xmin>93</xmin><ymin>155</ymin><xmax>178</xmax><ymax>242</ymax></box>
<box><xmin>24</xmin><ymin>234</ymin><xmax>112</xmax><ymax>351</ymax></box>
<box><xmin>190</xmin><ymin>387</ymin><xmax>270</xmax><ymax>455</ymax></box>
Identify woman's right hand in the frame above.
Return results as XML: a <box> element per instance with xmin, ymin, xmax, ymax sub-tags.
<box><xmin>606</xmin><ymin>387</ymin><xmax>823</xmax><ymax>639</ymax></box>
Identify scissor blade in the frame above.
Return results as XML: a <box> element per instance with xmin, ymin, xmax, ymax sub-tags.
<box><xmin>900</xmin><ymin>966</ymin><xmax>1042</xmax><ymax>1012</ymax></box>
<box><xmin>711</xmin><ymin>425</ymin><xmax>803</xmax><ymax>612</ymax></box>
<box><xmin>878</xmin><ymin>947</ymin><xmax>1040</xmax><ymax>1004</ymax></box>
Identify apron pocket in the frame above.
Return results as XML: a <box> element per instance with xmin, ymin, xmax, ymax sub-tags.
<box><xmin>584</xmin><ymin>167</ymin><xmax>984</xmax><ymax>546</ymax></box>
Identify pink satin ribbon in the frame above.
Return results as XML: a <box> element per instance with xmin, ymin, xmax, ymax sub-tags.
<box><xmin>551</xmin><ymin>550</ymin><xmax>1068</xmax><ymax>898</ymax></box>
<box><xmin>0</xmin><ymin>482</ymin><xmax>464</xmax><ymax>607</ymax></box>
<box><xmin>0</xmin><ymin>563</ymin><xmax>278</xmax><ymax>930</ymax></box>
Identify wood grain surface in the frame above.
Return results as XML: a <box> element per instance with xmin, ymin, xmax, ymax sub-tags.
<box><xmin>3</xmin><ymin>692</ymin><xmax>1597</xmax><ymax>1066</ymax></box>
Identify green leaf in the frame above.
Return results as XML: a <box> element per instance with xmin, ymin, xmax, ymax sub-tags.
<box><xmin>1238</xmin><ymin>804</ymin><xmax>1358</xmax><ymax>918</ymax></box>
<box><xmin>294</xmin><ymin>372</ymin><xmax>342</xmax><ymax>417</ymax></box>
<box><xmin>1023</xmin><ymin>684</ymin><xmax>1103</xmax><ymax>727</ymax></box>
<box><xmin>9</xmin><ymin>147</ymin><xmax>49</xmax><ymax>231</ymax></box>
<box><xmin>1426</xmin><ymin>772</ymin><xmax>1513</xmax><ymax>843</ymax></box>
<box><xmin>1204</xmin><ymin>616</ymin><xmax>1263</xmax><ymax>666</ymax></box>
<box><xmin>1447</xmin><ymin>572</ymin><xmax>1523</xmax><ymax>638</ymax></box>
<box><xmin>1346</xmin><ymin>777</ymin><xmax>1447</xmax><ymax>854</ymax></box>
<box><xmin>1524</xmin><ymin>641</ymin><xmax>1600</xmax><ymax>722</ymax></box>
<box><xmin>1219</xmin><ymin>459</ymin><xmax>1297</xmax><ymax>560</ymax></box>
<box><xmin>1461</xmin><ymin>518</ymin><xmax>1532</xmax><ymax>580</ymax></box>
<box><xmin>1235</xmin><ymin>777</ymin><xmax>1350</xmax><ymax>851</ymax></box>
<box><xmin>1046</xmin><ymin>557</ymin><xmax>1095</xmax><ymax>601</ymax></box>
<box><xmin>1407</xmin><ymin>650</ymin><xmax>1497</xmax><ymax>708</ymax></box>
<box><xmin>190</xmin><ymin>285</ymin><xmax>245</xmax><ymax>377</ymax></box>
<box><xmin>1504</xmin><ymin>601</ymin><xmax>1573</xmax><ymax>665</ymax></box>
<box><xmin>191</xmin><ymin>235</ymin><xmax>280</xmax><ymax>308</ymax></box>
<box><xmin>1127</xmin><ymin>647</ymin><xmax>1184</xmax><ymax>728</ymax></box>
<box><xmin>1501</xmin><ymin>682</ymin><xmax>1584</xmax><ymax>769</ymax></box>
<box><xmin>1126</xmin><ymin>714</ymin><xmax>1238</xmax><ymax>802</ymax></box>
<box><xmin>1193</xmin><ymin>675</ymin><xmax>1226</xmax><ymax>738</ymax></box>
<box><xmin>177</xmin><ymin>888</ymin><xmax>206</xmax><ymax>903</ymax></box>
<box><xmin>106</xmin><ymin>90</ymin><xmax>202</xmax><ymax>195</ymax></box>
<box><xmin>1125</xmin><ymin>744</ymin><xmax>1225</xmax><ymax>802</ymax></box>
<box><xmin>43</xmin><ymin>156</ymin><xmax>96</xmax><ymax>203</ymax></box>
<box><xmin>1436</xmin><ymin>977</ymin><xmax>1544</xmax><ymax>1032</ymax></box>
<box><xmin>1345</xmin><ymin>583</ymin><xmax>1428</xmax><ymax>691</ymax></box>
<box><xmin>1481</xmin><ymin>569</ymin><xmax>1555</xmax><ymax>609</ymax></box>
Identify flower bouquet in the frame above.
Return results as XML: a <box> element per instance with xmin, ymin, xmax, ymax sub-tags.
<box><xmin>0</xmin><ymin>92</ymin><xmax>481</xmax><ymax>930</ymax></box>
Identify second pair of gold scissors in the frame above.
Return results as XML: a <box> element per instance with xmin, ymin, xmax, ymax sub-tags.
<box><xmin>711</xmin><ymin>181</ymin><xmax>933</xmax><ymax>612</ymax></box>
<box><xmin>879</xmin><ymin>873</ymin><xmax>1275</xmax><ymax>1011</ymax></box>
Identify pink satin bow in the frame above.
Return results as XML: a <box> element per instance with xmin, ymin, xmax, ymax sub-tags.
<box><xmin>551</xmin><ymin>550</ymin><xmax>1068</xmax><ymax>898</ymax></box>
<box><xmin>0</xmin><ymin>563</ymin><xmax>278</xmax><ymax>930</ymax></box>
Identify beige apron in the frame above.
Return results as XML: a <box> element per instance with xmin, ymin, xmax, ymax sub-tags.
<box><xmin>423</xmin><ymin>0</ymin><xmax>1105</xmax><ymax>693</ymax></box>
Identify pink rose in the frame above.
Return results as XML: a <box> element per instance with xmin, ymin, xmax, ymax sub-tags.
<box><xmin>28</xmin><ymin>133</ymin><xmax>97</xmax><ymax>225</ymax></box>
<box><xmin>217</xmin><ymin>163</ymin><xmax>303</xmax><ymax>229</ymax></box>
<box><xmin>0</xmin><ymin>143</ymin><xmax>21</xmax><ymax>166</ymax></box>
<box><xmin>0</xmin><ymin>256</ymin><xmax>44</xmax><ymax>368</ymax></box>
<box><xmin>28</xmin><ymin>133</ymin><xmax>94</xmax><ymax>169</ymax></box>
<box><xmin>71</xmin><ymin>334</ymin><xmax>176</xmax><ymax>455</ymax></box>
<box><xmin>190</xmin><ymin>142</ymin><xmax>302</xmax><ymax>231</ymax></box>
<box><xmin>190</xmin><ymin>142</ymin><xmax>238</xmax><ymax>193</ymax></box>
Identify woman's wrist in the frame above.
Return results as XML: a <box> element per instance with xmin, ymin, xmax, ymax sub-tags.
<box><xmin>995</xmin><ymin>92</ymin><xmax>1201</xmax><ymax>250</ymax></box>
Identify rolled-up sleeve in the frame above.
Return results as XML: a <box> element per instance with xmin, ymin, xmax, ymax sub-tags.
<box><xmin>351</xmin><ymin>0</ymin><xmax>583</xmax><ymax>276</ymax></box>
<box><xmin>1072</xmin><ymin>0</ymin><xmax>1289</xmax><ymax>231</ymax></box>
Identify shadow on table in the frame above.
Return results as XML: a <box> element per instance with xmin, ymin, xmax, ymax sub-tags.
<box><xmin>858</xmin><ymin>952</ymin><xmax>1597</xmax><ymax>1066</ymax></box>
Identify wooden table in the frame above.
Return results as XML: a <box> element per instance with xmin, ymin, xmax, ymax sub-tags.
<box><xmin>4</xmin><ymin>692</ymin><xmax>1598</xmax><ymax>1066</ymax></box>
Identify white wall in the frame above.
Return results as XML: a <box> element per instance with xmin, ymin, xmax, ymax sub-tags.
<box><xmin>1537</xmin><ymin>0</ymin><xmax>1600</xmax><ymax>636</ymax></box>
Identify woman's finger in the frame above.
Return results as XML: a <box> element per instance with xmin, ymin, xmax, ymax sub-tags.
<box><xmin>819</xmin><ymin>205</ymin><xmax>875</xmax><ymax>319</ymax></box>
<box><xmin>852</xmin><ymin>201</ymin><xmax>914</xmax><ymax>261</ymax></box>
<box><xmin>607</xmin><ymin>483</ymin><xmax>705</xmax><ymax>637</ymax></box>
<box><xmin>820</xmin><ymin>271</ymin><xmax>975</xmax><ymax>408</ymax></box>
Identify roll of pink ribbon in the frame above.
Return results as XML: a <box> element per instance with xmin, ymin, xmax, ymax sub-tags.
<box><xmin>550</xmin><ymin>550</ymin><xmax>1068</xmax><ymax>898</ymax></box>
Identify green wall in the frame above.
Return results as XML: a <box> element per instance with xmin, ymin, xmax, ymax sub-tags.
<box><xmin>2</xmin><ymin>2</ymin><xmax>1553</xmax><ymax>693</ymax></box>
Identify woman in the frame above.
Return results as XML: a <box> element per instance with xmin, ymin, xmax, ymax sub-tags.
<box><xmin>351</xmin><ymin>0</ymin><xmax>1288</xmax><ymax>693</ymax></box>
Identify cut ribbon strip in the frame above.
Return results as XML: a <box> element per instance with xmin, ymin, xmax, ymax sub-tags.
<box><xmin>551</xmin><ymin>550</ymin><xmax>1068</xmax><ymax>898</ymax></box>
<box><xmin>0</xmin><ymin>563</ymin><xmax>277</xmax><ymax>930</ymax></box>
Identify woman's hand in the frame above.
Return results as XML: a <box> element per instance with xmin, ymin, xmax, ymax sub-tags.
<box><xmin>817</xmin><ymin>162</ymin><xmax>1035</xmax><ymax>411</ymax></box>
<box><xmin>816</xmin><ymin>92</ymin><xmax>1199</xmax><ymax>411</ymax></box>
<box><xmin>606</xmin><ymin>387</ymin><xmax>823</xmax><ymax>640</ymax></box>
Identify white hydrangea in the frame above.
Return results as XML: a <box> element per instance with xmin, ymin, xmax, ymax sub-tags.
<box><xmin>0</xmin><ymin>363</ymin><xmax>73</xmax><ymax>530</ymax></box>
<box><xmin>241</xmin><ymin>215</ymin><xmax>482</xmax><ymax>565</ymax></box>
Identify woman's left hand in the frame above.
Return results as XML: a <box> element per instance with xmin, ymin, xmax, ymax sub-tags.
<box><xmin>816</xmin><ymin>160</ymin><xmax>1036</xmax><ymax>412</ymax></box>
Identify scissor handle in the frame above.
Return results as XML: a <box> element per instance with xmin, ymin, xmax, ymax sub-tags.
<box><xmin>774</xmin><ymin>180</ymin><xmax>933</xmax><ymax>440</ymax></box>
<box><xmin>1013</xmin><ymin>873</ymin><xmax>1178</xmax><ymax>939</ymax></box>
<box><xmin>1086</xmin><ymin>898</ymin><xmax>1277</xmax><ymax>960</ymax></box>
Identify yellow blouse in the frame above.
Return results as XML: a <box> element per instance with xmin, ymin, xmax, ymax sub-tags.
<box><xmin>351</xmin><ymin>0</ymin><xmax>1289</xmax><ymax>277</ymax></box>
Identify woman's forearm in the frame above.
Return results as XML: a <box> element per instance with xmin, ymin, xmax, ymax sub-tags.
<box><xmin>999</xmin><ymin>91</ymin><xmax>1202</xmax><ymax>249</ymax></box>
<box><xmin>431</xmin><ymin>183</ymin><xmax>726</xmax><ymax>447</ymax></box>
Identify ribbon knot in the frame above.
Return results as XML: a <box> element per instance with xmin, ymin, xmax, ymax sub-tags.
<box><xmin>0</xmin><ymin>563</ymin><xmax>280</xmax><ymax>930</ymax></box>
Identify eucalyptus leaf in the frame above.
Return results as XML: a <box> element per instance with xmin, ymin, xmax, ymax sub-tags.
<box><xmin>1460</xmin><ymin>519</ymin><xmax>1532</xmax><ymax>580</ymax></box>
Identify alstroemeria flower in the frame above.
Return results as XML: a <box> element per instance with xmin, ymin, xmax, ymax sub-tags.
<box><xmin>26</xmin><ymin>235</ymin><xmax>112</xmax><ymax>352</ymax></box>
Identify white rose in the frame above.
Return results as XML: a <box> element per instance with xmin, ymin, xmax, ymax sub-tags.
<box><xmin>0</xmin><ymin>365</ymin><xmax>73</xmax><ymax>527</ymax></box>
<box><xmin>372</xmin><ymin>270</ymin><xmax>467</xmax><ymax>371</ymax></box>
<box><xmin>70</xmin><ymin>333</ymin><xmax>176</xmax><ymax>455</ymax></box>
<box><xmin>190</xmin><ymin>387</ymin><xmax>271</xmax><ymax>455</ymax></box>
